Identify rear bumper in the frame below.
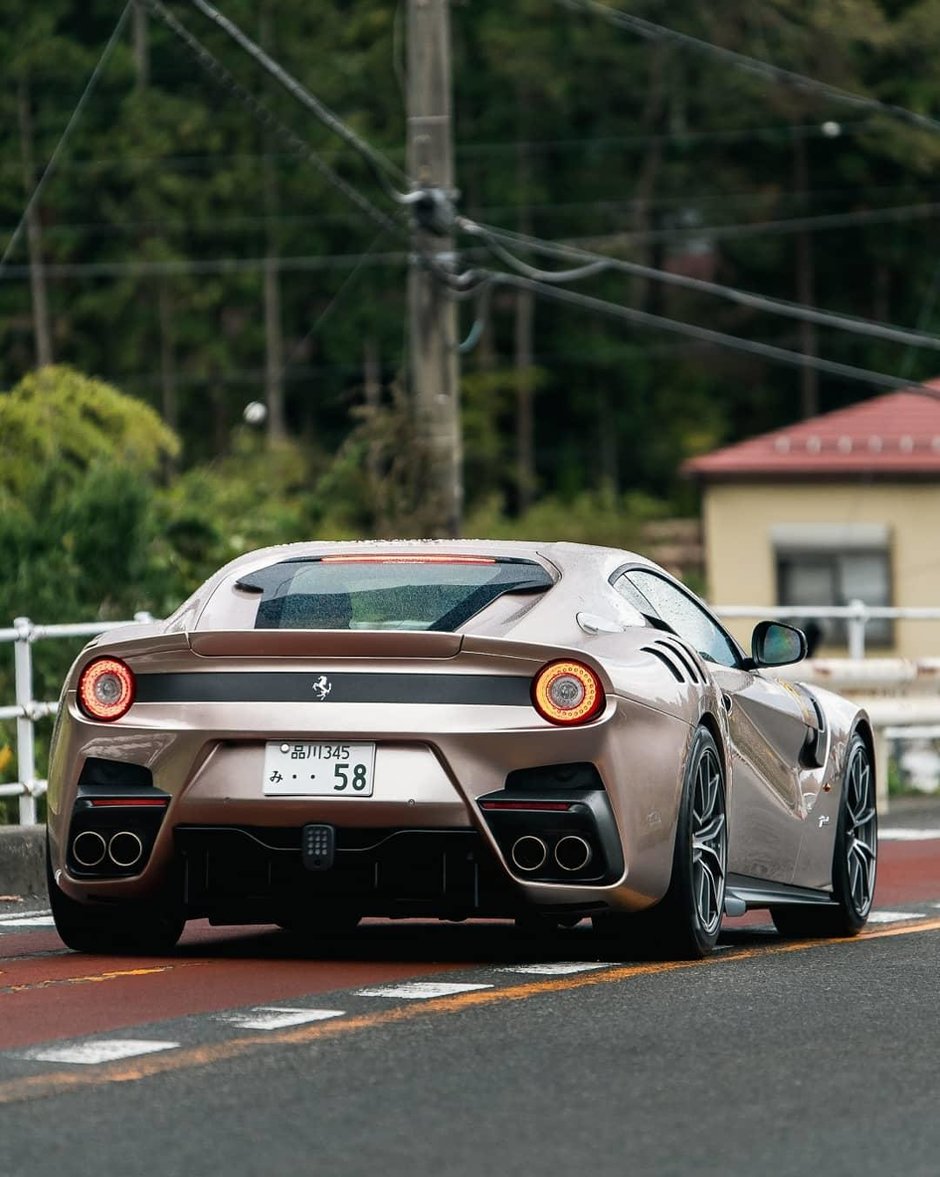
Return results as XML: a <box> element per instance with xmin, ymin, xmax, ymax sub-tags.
<box><xmin>48</xmin><ymin>693</ymin><xmax>691</xmax><ymax>915</ymax></box>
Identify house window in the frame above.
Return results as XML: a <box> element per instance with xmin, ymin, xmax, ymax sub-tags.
<box><xmin>772</xmin><ymin>524</ymin><xmax>892</xmax><ymax>648</ymax></box>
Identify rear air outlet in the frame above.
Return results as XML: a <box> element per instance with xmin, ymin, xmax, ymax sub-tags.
<box><xmin>643</xmin><ymin>646</ymin><xmax>685</xmax><ymax>683</ymax></box>
<box><xmin>655</xmin><ymin>639</ymin><xmax>706</xmax><ymax>684</ymax></box>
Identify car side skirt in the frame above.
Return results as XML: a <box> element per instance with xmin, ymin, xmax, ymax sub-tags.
<box><xmin>726</xmin><ymin>872</ymin><xmax>836</xmax><ymax>911</ymax></box>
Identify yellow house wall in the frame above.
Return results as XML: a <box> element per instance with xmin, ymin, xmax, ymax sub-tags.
<box><xmin>701</xmin><ymin>481</ymin><xmax>940</xmax><ymax>657</ymax></box>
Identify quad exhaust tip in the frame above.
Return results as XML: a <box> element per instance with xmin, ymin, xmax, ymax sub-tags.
<box><xmin>71</xmin><ymin>830</ymin><xmax>107</xmax><ymax>869</ymax></box>
<box><xmin>511</xmin><ymin>835</ymin><xmax>548</xmax><ymax>872</ymax></box>
<box><xmin>554</xmin><ymin>835</ymin><xmax>592</xmax><ymax>872</ymax></box>
<box><xmin>107</xmin><ymin>830</ymin><xmax>144</xmax><ymax>869</ymax></box>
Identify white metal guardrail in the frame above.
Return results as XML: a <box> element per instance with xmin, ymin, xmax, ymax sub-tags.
<box><xmin>3</xmin><ymin>603</ymin><xmax>940</xmax><ymax>825</ymax></box>
<box><xmin>0</xmin><ymin>615</ymin><xmax>152</xmax><ymax>824</ymax></box>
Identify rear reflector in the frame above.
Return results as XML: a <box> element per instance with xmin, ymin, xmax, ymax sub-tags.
<box><xmin>86</xmin><ymin>797</ymin><xmax>169</xmax><ymax>808</ymax></box>
<box><xmin>479</xmin><ymin>800</ymin><xmax>575</xmax><ymax>812</ymax></box>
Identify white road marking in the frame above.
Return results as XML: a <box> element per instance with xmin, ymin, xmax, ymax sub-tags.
<box><xmin>866</xmin><ymin>911</ymin><xmax>923</xmax><ymax>923</ymax></box>
<box><xmin>19</xmin><ymin>1039</ymin><xmax>179</xmax><ymax>1065</ymax></box>
<box><xmin>356</xmin><ymin>982</ymin><xmax>493</xmax><ymax>1000</ymax></box>
<box><xmin>215</xmin><ymin>1007</ymin><xmax>345</xmax><ymax>1031</ymax></box>
<box><xmin>0</xmin><ymin>908</ymin><xmax>52</xmax><ymax>921</ymax></box>
<box><xmin>879</xmin><ymin>829</ymin><xmax>940</xmax><ymax>841</ymax></box>
<box><xmin>495</xmin><ymin>962</ymin><xmax>614</xmax><ymax>976</ymax></box>
<box><xmin>0</xmin><ymin>915</ymin><xmax>55</xmax><ymax>928</ymax></box>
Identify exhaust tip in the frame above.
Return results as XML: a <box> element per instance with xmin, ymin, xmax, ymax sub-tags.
<box><xmin>108</xmin><ymin>830</ymin><xmax>144</xmax><ymax>869</ymax></box>
<box><xmin>72</xmin><ymin>830</ymin><xmax>107</xmax><ymax>868</ymax></box>
<box><xmin>511</xmin><ymin>835</ymin><xmax>548</xmax><ymax>872</ymax></box>
<box><xmin>554</xmin><ymin>835</ymin><xmax>592</xmax><ymax>872</ymax></box>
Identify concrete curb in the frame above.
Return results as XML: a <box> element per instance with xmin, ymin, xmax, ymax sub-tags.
<box><xmin>0</xmin><ymin>824</ymin><xmax>46</xmax><ymax>897</ymax></box>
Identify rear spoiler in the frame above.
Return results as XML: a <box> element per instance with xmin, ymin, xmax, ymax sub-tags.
<box><xmin>89</xmin><ymin>627</ymin><xmax>604</xmax><ymax>676</ymax></box>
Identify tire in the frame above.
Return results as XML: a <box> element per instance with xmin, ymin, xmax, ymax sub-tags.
<box><xmin>595</xmin><ymin>726</ymin><xmax>727</xmax><ymax>961</ymax></box>
<box><xmin>47</xmin><ymin>840</ymin><xmax>185</xmax><ymax>955</ymax></box>
<box><xmin>772</xmin><ymin>732</ymin><xmax>877</xmax><ymax>939</ymax></box>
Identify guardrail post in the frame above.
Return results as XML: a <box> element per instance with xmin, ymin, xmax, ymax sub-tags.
<box><xmin>13</xmin><ymin>617</ymin><xmax>37</xmax><ymax>825</ymax></box>
<box><xmin>872</xmin><ymin>725</ymin><xmax>890</xmax><ymax>815</ymax></box>
<box><xmin>847</xmin><ymin>599</ymin><xmax>867</xmax><ymax>661</ymax></box>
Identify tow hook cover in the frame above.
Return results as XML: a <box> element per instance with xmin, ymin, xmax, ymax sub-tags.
<box><xmin>302</xmin><ymin>824</ymin><xmax>335</xmax><ymax>871</ymax></box>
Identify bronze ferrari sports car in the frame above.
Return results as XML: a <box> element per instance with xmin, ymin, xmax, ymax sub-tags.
<box><xmin>46</xmin><ymin>540</ymin><xmax>877</xmax><ymax>959</ymax></box>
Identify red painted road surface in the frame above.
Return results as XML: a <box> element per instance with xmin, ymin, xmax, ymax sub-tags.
<box><xmin>1</xmin><ymin>836</ymin><xmax>936</xmax><ymax>1053</ymax></box>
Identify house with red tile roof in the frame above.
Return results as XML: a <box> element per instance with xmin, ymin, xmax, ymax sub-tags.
<box><xmin>683</xmin><ymin>385</ymin><xmax>940</xmax><ymax>656</ymax></box>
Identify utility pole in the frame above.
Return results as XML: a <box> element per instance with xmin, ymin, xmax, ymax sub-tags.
<box><xmin>406</xmin><ymin>0</ymin><xmax>461</xmax><ymax>538</ymax></box>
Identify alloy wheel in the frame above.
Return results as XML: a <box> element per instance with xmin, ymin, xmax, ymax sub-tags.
<box><xmin>691</xmin><ymin>746</ymin><xmax>727</xmax><ymax>936</ymax></box>
<box><xmin>844</xmin><ymin>742</ymin><xmax>877</xmax><ymax>917</ymax></box>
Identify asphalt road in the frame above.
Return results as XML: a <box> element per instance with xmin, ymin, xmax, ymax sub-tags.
<box><xmin>1</xmin><ymin>810</ymin><xmax>939</xmax><ymax>1177</ymax></box>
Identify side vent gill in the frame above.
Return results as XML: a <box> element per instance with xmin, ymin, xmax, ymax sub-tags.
<box><xmin>643</xmin><ymin>646</ymin><xmax>685</xmax><ymax>683</ymax></box>
<box><xmin>654</xmin><ymin>639</ymin><xmax>707</xmax><ymax>685</ymax></box>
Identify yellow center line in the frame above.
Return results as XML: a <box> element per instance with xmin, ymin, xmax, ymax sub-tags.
<box><xmin>2</xmin><ymin>913</ymin><xmax>939</xmax><ymax>1107</ymax></box>
<box><xmin>1</xmin><ymin>965</ymin><xmax>176</xmax><ymax>996</ymax></box>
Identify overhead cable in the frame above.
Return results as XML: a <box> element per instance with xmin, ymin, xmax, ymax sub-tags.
<box><xmin>0</xmin><ymin>251</ymin><xmax>410</xmax><ymax>281</ymax></box>
<box><xmin>148</xmin><ymin>1</ymin><xmax>478</xmax><ymax>295</ymax></box>
<box><xmin>273</xmin><ymin>227</ymin><xmax>391</xmax><ymax>390</ymax></box>
<box><xmin>186</xmin><ymin>0</ymin><xmax>409</xmax><ymax>197</ymax></box>
<box><xmin>556</xmin><ymin>0</ymin><xmax>940</xmax><ymax>138</ymax></box>
<box><xmin>485</xmin><ymin>272</ymin><xmax>940</xmax><ymax>401</ymax></box>
<box><xmin>143</xmin><ymin>0</ymin><xmax>403</xmax><ymax>238</ymax></box>
<box><xmin>459</xmin><ymin>218</ymin><xmax>940</xmax><ymax>353</ymax></box>
<box><xmin>571</xmin><ymin>201</ymin><xmax>940</xmax><ymax>245</ymax></box>
<box><xmin>0</xmin><ymin>0</ymin><xmax>134</xmax><ymax>274</ymax></box>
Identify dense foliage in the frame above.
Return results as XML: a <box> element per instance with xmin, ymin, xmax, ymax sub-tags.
<box><xmin>3</xmin><ymin>1</ymin><xmax>939</xmax><ymax>499</ymax></box>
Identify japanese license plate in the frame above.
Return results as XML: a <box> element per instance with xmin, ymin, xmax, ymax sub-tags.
<box><xmin>263</xmin><ymin>741</ymin><xmax>376</xmax><ymax>797</ymax></box>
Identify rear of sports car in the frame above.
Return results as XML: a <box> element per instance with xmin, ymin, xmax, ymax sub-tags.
<box><xmin>46</xmin><ymin>548</ymin><xmax>693</xmax><ymax>944</ymax></box>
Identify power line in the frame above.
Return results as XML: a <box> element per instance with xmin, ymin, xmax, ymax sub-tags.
<box><xmin>3</xmin><ymin>190</ymin><xmax>931</xmax><ymax>267</ymax></box>
<box><xmin>572</xmin><ymin>201</ymin><xmax>940</xmax><ymax>245</ymax></box>
<box><xmin>0</xmin><ymin>118</ymin><xmax>878</xmax><ymax>174</ymax></box>
<box><xmin>484</xmin><ymin>272</ymin><xmax>940</xmax><ymax>401</ymax></box>
<box><xmin>142</xmin><ymin>0</ymin><xmax>404</xmax><ymax>239</ymax></box>
<box><xmin>186</xmin><ymin>0</ymin><xmax>409</xmax><ymax>198</ymax></box>
<box><xmin>556</xmin><ymin>0</ymin><xmax>940</xmax><ymax>139</ymax></box>
<box><xmin>272</xmin><ymin>227</ymin><xmax>392</xmax><ymax>391</ymax></box>
<box><xmin>0</xmin><ymin>1</ymin><xmax>134</xmax><ymax>274</ymax></box>
<box><xmin>145</xmin><ymin>2</ymin><xmax>473</xmax><ymax>296</ymax></box>
<box><xmin>0</xmin><ymin>251</ymin><xmax>410</xmax><ymax>281</ymax></box>
<box><xmin>456</xmin><ymin>120</ymin><xmax>876</xmax><ymax>154</ymax></box>
<box><xmin>459</xmin><ymin>218</ymin><xmax>940</xmax><ymax>353</ymax></box>
<box><xmin>8</xmin><ymin>183</ymin><xmax>938</xmax><ymax>242</ymax></box>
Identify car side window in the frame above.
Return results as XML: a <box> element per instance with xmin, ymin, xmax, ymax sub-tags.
<box><xmin>616</xmin><ymin>570</ymin><xmax>741</xmax><ymax>668</ymax></box>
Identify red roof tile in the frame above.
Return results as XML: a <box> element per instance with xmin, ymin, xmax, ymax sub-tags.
<box><xmin>684</xmin><ymin>385</ymin><xmax>940</xmax><ymax>478</ymax></box>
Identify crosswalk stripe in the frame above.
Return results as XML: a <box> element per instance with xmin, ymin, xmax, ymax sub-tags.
<box><xmin>356</xmin><ymin>981</ymin><xmax>493</xmax><ymax>1000</ymax></box>
<box><xmin>18</xmin><ymin>1039</ymin><xmax>179</xmax><ymax>1065</ymax></box>
<box><xmin>215</xmin><ymin>1008</ymin><xmax>345</xmax><ymax>1031</ymax></box>
<box><xmin>495</xmin><ymin>962</ymin><xmax>614</xmax><ymax>976</ymax></box>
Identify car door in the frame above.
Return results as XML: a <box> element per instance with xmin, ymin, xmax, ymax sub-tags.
<box><xmin>614</xmin><ymin>569</ymin><xmax>808</xmax><ymax>885</ymax></box>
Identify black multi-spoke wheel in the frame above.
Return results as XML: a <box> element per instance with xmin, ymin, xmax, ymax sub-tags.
<box><xmin>689</xmin><ymin>734</ymin><xmax>727</xmax><ymax>940</ymax></box>
<box><xmin>772</xmin><ymin>732</ymin><xmax>877</xmax><ymax>938</ymax></box>
<box><xmin>595</xmin><ymin>726</ymin><xmax>727</xmax><ymax>960</ymax></box>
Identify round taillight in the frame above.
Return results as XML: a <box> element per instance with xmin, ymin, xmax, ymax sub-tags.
<box><xmin>532</xmin><ymin>660</ymin><xmax>604</xmax><ymax>725</ymax></box>
<box><xmin>77</xmin><ymin>657</ymin><xmax>135</xmax><ymax>721</ymax></box>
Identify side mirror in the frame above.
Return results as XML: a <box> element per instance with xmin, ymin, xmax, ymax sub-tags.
<box><xmin>749</xmin><ymin>620</ymin><xmax>807</xmax><ymax>668</ymax></box>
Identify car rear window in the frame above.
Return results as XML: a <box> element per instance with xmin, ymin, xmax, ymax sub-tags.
<box><xmin>236</xmin><ymin>556</ymin><xmax>554</xmax><ymax>632</ymax></box>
